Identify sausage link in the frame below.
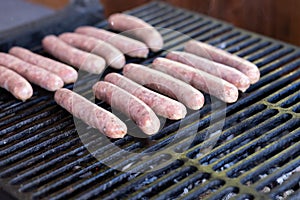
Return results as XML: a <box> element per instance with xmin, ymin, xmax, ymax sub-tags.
<box><xmin>108</xmin><ymin>13</ymin><xmax>164</xmax><ymax>52</ymax></box>
<box><xmin>152</xmin><ymin>58</ymin><xmax>239</xmax><ymax>103</ymax></box>
<box><xmin>0</xmin><ymin>66</ymin><xmax>33</xmax><ymax>101</ymax></box>
<box><xmin>55</xmin><ymin>88</ymin><xmax>127</xmax><ymax>138</ymax></box>
<box><xmin>93</xmin><ymin>81</ymin><xmax>160</xmax><ymax>135</ymax></box>
<box><xmin>184</xmin><ymin>40</ymin><xmax>260</xmax><ymax>84</ymax></box>
<box><xmin>0</xmin><ymin>53</ymin><xmax>63</xmax><ymax>91</ymax></box>
<box><xmin>42</xmin><ymin>35</ymin><xmax>105</xmax><ymax>74</ymax></box>
<box><xmin>75</xmin><ymin>26</ymin><xmax>149</xmax><ymax>58</ymax></box>
<box><xmin>9</xmin><ymin>46</ymin><xmax>78</xmax><ymax>84</ymax></box>
<box><xmin>123</xmin><ymin>63</ymin><xmax>204</xmax><ymax>110</ymax></box>
<box><xmin>166</xmin><ymin>51</ymin><xmax>250</xmax><ymax>92</ymax></box>
<box><xmin>59</xmin><ymin>33</ymin><xmax>125</xmax><ymax>69</ymax></box>
<box><xmin>105</xmin><ymin>73</ymin><xmax>187</xmax><ymax>120</ymax></box>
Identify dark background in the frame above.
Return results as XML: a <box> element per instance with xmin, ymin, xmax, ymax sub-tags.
<box><xmin>27</xmin><ymin>0</ymin><xmax>300</xmax><ymax>46</ymax></box>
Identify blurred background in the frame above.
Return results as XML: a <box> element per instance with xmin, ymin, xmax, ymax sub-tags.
<box><xmin>14</xmin><ymin>0</ymin><xmax>300</xmax><ymax>46</ymax></box>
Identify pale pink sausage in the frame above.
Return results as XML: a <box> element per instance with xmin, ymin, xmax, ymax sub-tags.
<box><xmin>108</xmin><ymin>13</ymin><xmax>164</xmax><ymax>52</ymax></box>
<box><xmin>59</xmin><ymin>32</ymin><xmax>125</xmax><ymax>69</ymax></box>
<box><xmin>93</xmin><ymin>81</ymin><xmax>160</xmax><ymax>135</ymax></box>
<box><xmin>105</xmin><ymin>73</ymin><xmax>187</xmax><ymax>120</ymax></box>
<box><xmin>152</xmin><ymin>58</ymin><xmax>239</xmax><ymax>103</ymax></box>
<box><xmin>9</xmin><ymin>46</ymin><xmax>78</xmax><ymax>84</ymax></box>
<box><xmin>55</xmin><ymin>88</ymin><xmax>127</xmax><ymax>138</ymax></box>
<box><xmin>42</xmin><ymin>35</ymin><xmax>105</xmax><ymax>74</ymax></box>
<box><xmin>75</xmin><ymin>26</ymin><xmax>149</xmax><ymax>58</ymax></box>
<box><xmin>184</xmin><ymin>40</ymin><xmax>260</xmax><ymax>84</ymax></box>
<box><xmin>123</xmin><ymin>63</ymin><xmax>204</xmax><ymax>110</ymax></box>
<box><xmin>0</xmin><ymin>53</ymin><xmax>63</xmax><ymax>91</ymax></box>
<box><xmin>166</xmin><ymin>51</ymin><xmax>251</xmax><ymax>92</ymax></box>
<box><xmin>0</xmin><ymin>66</ymin><xmax>33</xmax><ymax>101</ymax></box>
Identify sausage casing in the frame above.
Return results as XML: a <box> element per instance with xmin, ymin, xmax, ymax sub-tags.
<box><xmin>55</xmin><ymin>88</ymin><xmax>127</xmax><ymax>138</ymax></box>
<box><xmin>152</xmin><ymin>57</ymin><xmax>239</xmax><ymax>103</ymax></box>
<box><xmin>123</xmin><ymin>63</ymin><xmax>204</xmax><ymax>110</ymax></box>
<box><xmin>108</xmin><ymin>13</ymin><xmax>164</xmax><ymax>52</ymax></box>
<box><xmin>105</xmin><ymin>73</ymin><xmax>187</xmax><ymax>120</ymax></box>
<box><xmin>185</xmin><ymin>40</ymin><xmax>260</xmax><ymax>84</ymax></box>
<box><xmin>0</xmin><ymin>66</ymin><xmax>33</xmax><ymax>101</ymax></box>
<box><xmin>93</xmin><ymin>81</ymin><xmax>160</xmax><ymax>135</ymax></box>
<box><xmin>75</xmin><ymin>26</ymin><xmax>149</xmax><ymax>58</ymax></box>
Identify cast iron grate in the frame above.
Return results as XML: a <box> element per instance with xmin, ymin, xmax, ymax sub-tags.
<box><xmin>0</xmin><ymin>2</ymin><xmax>299</xmax><ymax>200</ymax></box>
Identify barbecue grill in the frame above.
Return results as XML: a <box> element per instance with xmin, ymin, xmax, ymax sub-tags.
<box><xmin>0</xmin><ymin>1</ymin><xmax>299</xmax><ymax>200</ymax></box>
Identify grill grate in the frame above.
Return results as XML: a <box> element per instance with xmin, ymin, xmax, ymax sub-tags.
<box><xmin>0</xmin><ymin>2</ymin><xmax>300</xmax><ymax>200</ymax></box>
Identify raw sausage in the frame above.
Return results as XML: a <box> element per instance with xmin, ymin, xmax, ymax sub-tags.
<box><xmin>75</xmin><ymin>26</ymin><xmax>149</xmax><ymax>58</ymax></box>
<box><xmin>123</xmin><ymin>63</ymin><xmax>204</xmax><ymax>110</ymax></box>
<box><xmin>184</xmin><ymin>40</ymin><xmax>260</xmax><ymax>84</ymax></box>
<box><xmin>105</xmin><ymin>73</ymin><xmax>187</xmax><ymax>120</ymax></box>
<box><xmin>152</xmin><ymin>57</ymin><xmax>239</xmax><ymax>103</ymax></box>
<box><xmin>9</xmin><ymin>46</ymin><xmax>78</xmax><ymax>84</ymax></box>
<box><xmin>108</xmin><ymin>13</ymin><xmax>164</xmax><ymax>52</ymax></box>
<box><xmin>42</xmin><ymin>35</ymin><xmax>105</xmax><ymax>74</ymax></box>
<box><xmin>166</xmin><ymin>51</ymin><xmax>250</xmax><ymax>92</ymax></box>
<box><xmin>59</xmin><ymin>32</ymin><xmax>125</xmax><ymax>69</ymax></box>
<box><xmin>93</xmin><ymin>81</ymin><xmax>160</xmax><ymax>135</ymax></box>
<box><xmin>0</xmin><ymin>53</ymin><xmax>64</xmax><ymax>91</ymax></box>
<box><xmin>55</xmin><ymin>88</ymin><xmax>127</xmax><ymax>138</ymax></box>
<box><xmin>0</xmin><ymin>66</ymin><xmax>33</xmax><ymax>101</ymax></box>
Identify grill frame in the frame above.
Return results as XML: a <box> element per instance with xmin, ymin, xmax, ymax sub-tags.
<box><xmin>0</xmin><ymin>1</ymin><xmax>299</xmax><ymax>200</ymax></box>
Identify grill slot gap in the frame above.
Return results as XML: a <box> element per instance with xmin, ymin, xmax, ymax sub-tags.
<box><xmin>246</xmin><ymin>44</ymin><xmax>283</xmax><ymax>62</ymax></box>
<box><xmin>254</xmin><ymin>47</ymin><xmax>295</xmax><ymax>68</ymax></box>
<box><xmin>213</xmin><ymin>34</ymin><xmax>252</xmax><ymax>50</ymax></box>
<box><xmin>55</xmin><ymin>154</ymin><xmax>172</xmax><ymax>200</ymax></box>
<box><xmin>207</xmin><ymin>31</ymin><xmax>241</xmax><ymax>46</ymax></box>
<box><xmin>246</xmin><ymin>59</ymin><xmax>300</xmax><ymax>93</ymax></box>
<box><xmin>208</xmin><ymin>186</ymin><xmax>239</xmax><ymax>200</ymax></box>
<box><xmin>226</xmin><ymin>124</ymin><xmax>299</xmax><ymax>179</ymax></box>
<box><xmin>183</xmin><ymin>179</ymin><xmax>225</xmax><ymax>200</ymax></box>
<box><xmin>185</xmin><ymin>104</ymin><xmax>267</xmax><ymax>159</ymax></box>
<box><xmin>267</xmin><ymin>81</ymin><xmax>300</xmax><ymax>103</ymax></box>
<box><xmin>214</xmin><ymin>113</ymin><xmax>292</xmax><ymax>173</ymax></box>
<box><xmin>239</xmin><ymin>122</ymin><xmax>300</xmax><ymax>186</ymax></box>
<box><xmin>0</xmin><ymin>108</ymin><xmax>68</xmax><ymax>147</ymax></box>
<box><xmin>199</xmin><ymin>109</ymin><xmax>283</xmax><ymax>166</ymax></box>
<box><xmin>226</xmin><ymin>38</ymin><xmax>261</xmax><ymax>54</ymax></box>
<box><xmin>280</xmin><ymin>92</ymin><xmax>300</xmax><ymax>108</ymax></box>
<box><xmin>0</xmin><ymin>116</ymin><xmax>74</xmax><ymax>159</ymax></box>
<box><xmin>100</xmin><ymin>159</ymin><xmax>184</xmax><ymax>200</ymax></box>
<box><xmin>235</xmin><ymin>41</ymin><xmax>272</xmax><ymax>58</ymax></box>
<box><xmin>153</xmin><ymin>172</ymin><xmax>211</xmax><ymax>200</ymax></box>
<box><xmin>127</xmin><ymin>166</ymin><xmax>198</xmax><ymax>200</ymax></box>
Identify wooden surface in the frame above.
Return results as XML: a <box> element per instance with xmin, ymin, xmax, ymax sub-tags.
<box><xmin>27</xmin><ymin>0</ymin><xmax>300</xmax><ymax>46</ymax></box>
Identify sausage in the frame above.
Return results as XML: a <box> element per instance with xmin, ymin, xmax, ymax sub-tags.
<box><xmin>93</xmin><ymin>81</ymin><xmax>160</xmax><ymax>135</ymax></box>
<box><xmin>9</xmin><ymin>46</ymin><xmax>78</xmax><ymax>84</ymax></box>
<box><xmin>42</xmin><ymin>35</ymin><xmax>105</xmax><ymax>74</ymax></box>
<box><xmin>108</xmin><ymin>13</ymin><xmax>164</xmax><ymax>52</ymax></box>
<box><xmin>152</xmin><ymin>58</ymin><xmax>239</xmax><ymax>103</ymax></box>
<box><xmin>0</xmin><ymin>66</ymin><xmax>33</xmax><ymax>101</ymax></box>
<box><xmin>184</xmin><ymin>40</ymin><xmax>260</xmax><ymax>84</ymax></box>
<box><xmin>105</xmin><ymin>73</ymin><xmax>187</xmax><ymax>120</ymax></box>
<box><xmin>55</xmin><ymin>88</ymin><xmax>127</xmax><ymax>138</ymax></box>
<box><xmin>0</xmin><ymin>53</ymin><xmax>64</xmax><ymax>91</ymax></box>
<box><xmin>166</xmin><ymin>51</ymin><xmax>251</xmax><ymax>92</ymax></box>
<box><xmin>59</xmin><ymin>32</ymin><xmax>125</xmax><ymax>69</ymax></box>
<box><xmin>123</xmin><ymin>63</ymin><xmax>204</xmax><ymax>110</ymax></box>
<box><xmin>75</xmin><ymin>26</ymin><xmax>149</xmax><ymax>58</ymax></box>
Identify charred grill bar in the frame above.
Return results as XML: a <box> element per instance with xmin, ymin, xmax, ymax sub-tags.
<box><xmin>0</xmin><ymin>1</ymin><xmax>299</xmax><ymax>200</ymax></box>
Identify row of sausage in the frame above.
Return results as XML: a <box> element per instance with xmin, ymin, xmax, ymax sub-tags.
<box><xmin>0</xmin><ymin>13</ymin><xmax>164</xmax><ymax>101</ymax></box>
<box><xmin>0</xmin><ymin>13</ymin><xmax>260</xmax><ymax>138</ymax></box>
<box><xmin>55</xmin><ymin>39</ymin><xmax>260</xmax><ymax>138</ymax></box>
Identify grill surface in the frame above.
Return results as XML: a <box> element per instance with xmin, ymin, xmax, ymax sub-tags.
<box><xmin>0</xmin><ymin>2</ymin><xmax>300</xmax><ymax>200</ymax></box>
